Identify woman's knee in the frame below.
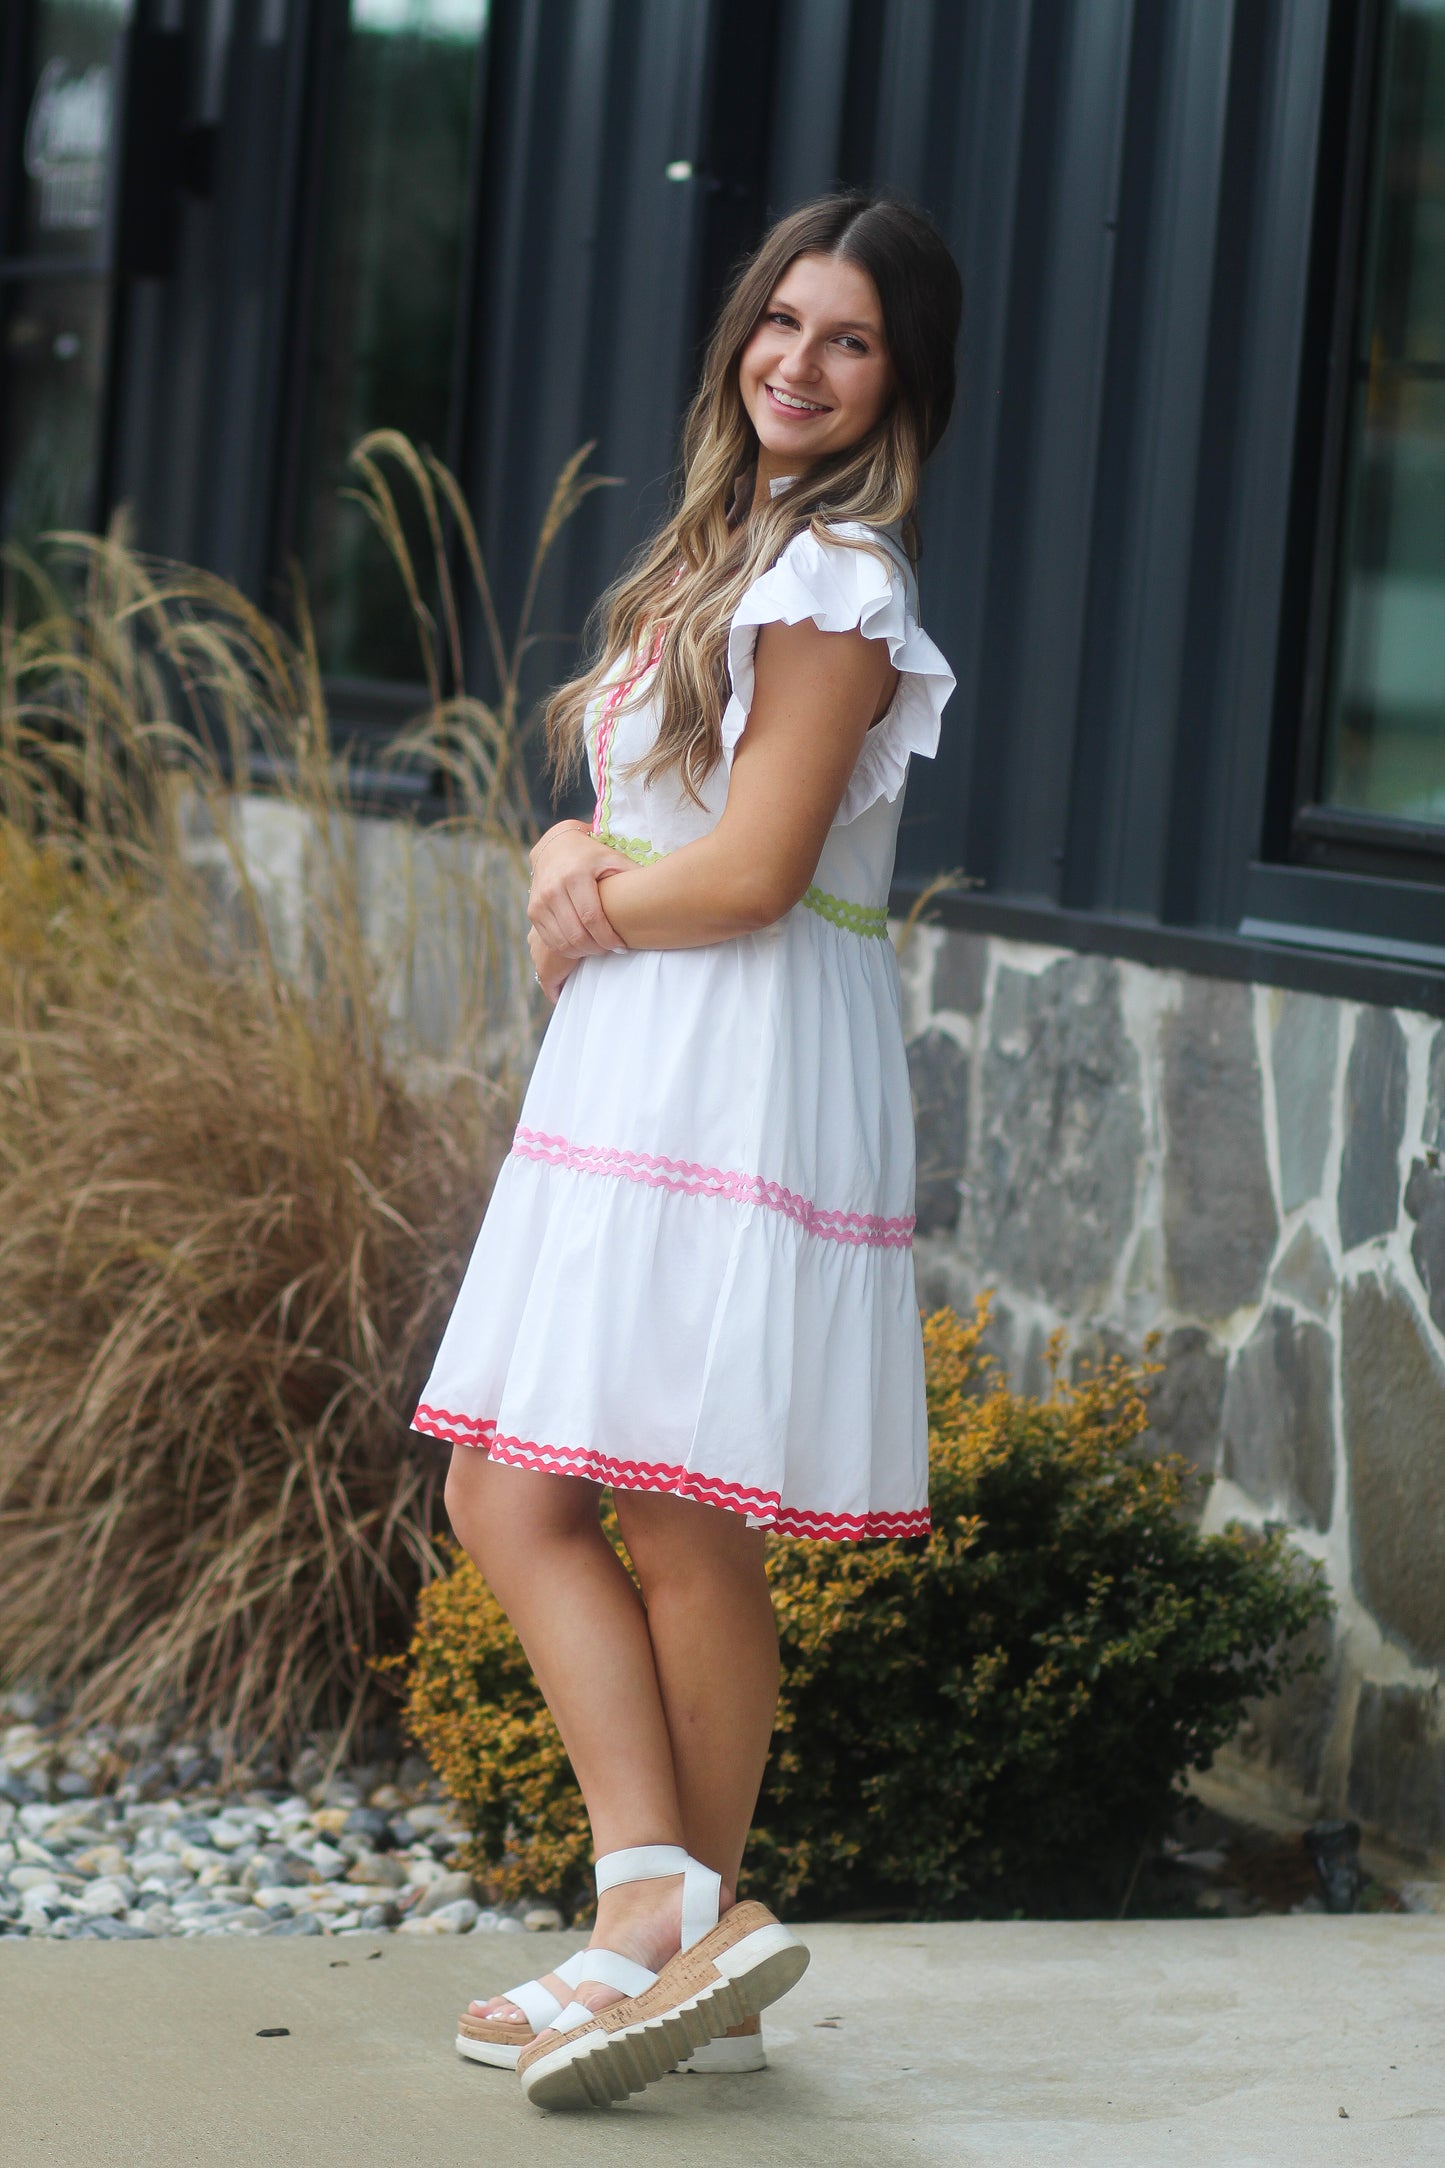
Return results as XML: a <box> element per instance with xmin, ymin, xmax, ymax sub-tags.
<box><xmin>443</xmin><ymin>1450</ymin><xmax>600</xmax><ymax>1569</ymax></box>
<box><xmin>615</xmin><ymin>1490</ymin><xmax>767</xmax><ymax>1599</ymax></box>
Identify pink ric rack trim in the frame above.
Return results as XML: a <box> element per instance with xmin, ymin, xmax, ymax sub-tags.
<box><xmin>511</xmin><ymin>1126</ymin><xmax>915</xmax><ymax>1249</ymax></box>
<box><xmin>412</xmin><ymin>1405</ymin><xmax>930</xmax><ymax>1540</ymax></box>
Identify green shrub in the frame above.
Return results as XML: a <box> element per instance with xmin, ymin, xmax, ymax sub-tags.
<box><xmin>391</xmin><ymin>1302</ymin><xmax>1332</xmax><ymax>1920</ymax></box>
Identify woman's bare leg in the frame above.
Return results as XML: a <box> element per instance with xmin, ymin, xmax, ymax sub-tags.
<box><xmin>611</xmin><ymin>1488</ymin><xmax>780</xmax><ymax>1895</ymax></box>
<box><xmin>444</xmin><ymin>1448</ymin><xmax>687</xmax><ymax>2024</ymax></box>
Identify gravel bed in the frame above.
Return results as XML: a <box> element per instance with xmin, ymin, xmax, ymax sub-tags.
<box><xmin>0</xmin><ymin>1693</ymin><xmax>563</xmax><ymax>1943</ymax></box>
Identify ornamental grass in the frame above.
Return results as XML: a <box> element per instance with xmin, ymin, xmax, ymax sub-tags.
<box><xmin>394</xmin><ymin>1302</ymin><xmax>1332</xmax><ymax>1920</ymax></box>
<box><xmin>0</xmin><ymin>436</ymin><xmax>610</xmax><ymax>1759</ymax></box>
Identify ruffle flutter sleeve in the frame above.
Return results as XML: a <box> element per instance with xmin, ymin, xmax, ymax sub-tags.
<box><xmin>721</xmin><ymin>521</ymin><xmax>955</xmax><ymax>825</ymax></box>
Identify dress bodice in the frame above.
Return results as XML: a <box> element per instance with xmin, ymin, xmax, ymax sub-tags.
<box><xmin>584</xmin><ymin>520</ymin><xmax>955</xmax><ymax>923</ymax></box>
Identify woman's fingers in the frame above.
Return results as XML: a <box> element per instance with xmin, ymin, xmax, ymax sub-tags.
<box><xmin>530</xmin><ymin>869</ymin><xmax>627</xmax><ymax>957</ymax></box>
<box><xmin>529</xmin><ymin>887</ymin><xmax>596</xmax><ymax>957</ymax></box>
<box><xmin>527</xmin><ymin>927</ymin><xmax>573</xmax><ymax>1002</ymax></box>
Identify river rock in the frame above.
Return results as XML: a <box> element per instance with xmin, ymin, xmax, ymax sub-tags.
<box><xmin>416</xmin><ymin>1871</ymin><xmax>476</xmax><ymax>1916</ymax></box>
<box><xmin>76</xmin><ymin>1878</ymin><xmax>135</xmax><ymax>1917</ymax></box>
<box><xmin>9</xmin><ymin>1866</ymin><xmax>63</xmax><ymax>1895</ymax></box>
<box><xmin>347</xmin><ymin>1851</ymin><xmax>406</xmax><ymax>1889</ymax></box>
<box><xmin>72</xmin><ymin>1844</ymin><xmax>129</xmax><ymax>1880</ymax></box>
<box><xmin>343</xmin><ymin>1808</ymin><xmax>393</xmax><ymax>1849</ymax></box>
<box><xmin>427</xmin><ymin>1898</ymin><xmax>479</xmax><ymax>1933</ymax></box>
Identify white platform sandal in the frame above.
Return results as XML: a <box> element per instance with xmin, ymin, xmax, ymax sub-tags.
<box><xmin>517</xmin><ymin>1850</ymin><xmax>808</xmax><ymax>2110</ymax></box>
<box><xmin>677</xmin><ymin>2013</ymin><xmax>767</xmax><ymax>2073</ymax></box>
<box><xmin>455</xmin><ymin>1845</ymin><xmax>697</xmax><ymax>2071</ymax></box>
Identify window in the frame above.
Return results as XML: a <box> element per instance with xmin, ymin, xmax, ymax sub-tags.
<box><xmin>292</xmin><ymin>0</ymin><xmax>489</xmax><ymax>686</ymax></box>
<box><xmin>0</xmin><ymin>0</ymin><xmax>133</xmax><ymax>550</ymax></box>
<box><xmin>1317</xmin><ymin>0</ymin><xmax>1445</xmax><ymax>828</ymax></box>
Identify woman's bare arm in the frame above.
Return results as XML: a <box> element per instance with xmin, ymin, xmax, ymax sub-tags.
<box><xmin>588</xmin><ymin>618</ymin><xmax>896</xmax><ymax>951</ymax></box>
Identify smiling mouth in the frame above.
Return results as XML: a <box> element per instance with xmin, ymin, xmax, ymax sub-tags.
<box><xmin>766</xmin><ymin>384</ymin><xmax>831</xmax><ymax>414</ymax></box>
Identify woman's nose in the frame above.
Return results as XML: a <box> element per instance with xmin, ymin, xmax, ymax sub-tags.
<box><xmin>777</xmin><ymin>342</ymin><xmax>821</xmax><ymax>382</ymax></box>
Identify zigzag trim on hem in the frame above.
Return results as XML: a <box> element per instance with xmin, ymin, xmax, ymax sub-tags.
<box><xmin>411</xmin><ymin>1404</ymin><xmax>930</xmax><ymax>1542</ymax></box>
<box><xmin>511</xmin><ymin>1127</ymin><xmax>915</xmax><ymax>1249</ymax></box>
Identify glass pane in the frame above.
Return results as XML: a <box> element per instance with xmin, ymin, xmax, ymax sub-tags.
<box><xmin>1320</xmin><ymin>0</ymin><xmax>1445</xmax><ymax>823</ymax></box>
<box><xmin>0</xmin><ymin>279</ymin><xmax>111</xmax><ymax>546</ymax></box>
<box><xmin>297</xmin><ymin>0</ymin><xmax>488</xmax><ymax>683</ymax></box>
<box><xmin>17</xmin><ymin>0</ymin><xmax>134</xmax><ymax>261</ymax></box>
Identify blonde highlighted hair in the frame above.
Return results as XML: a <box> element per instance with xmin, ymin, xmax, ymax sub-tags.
<box><xmin>544</xmin><ymin>191</ymin><xmax>963</xmax><ymax>803</ymax></box>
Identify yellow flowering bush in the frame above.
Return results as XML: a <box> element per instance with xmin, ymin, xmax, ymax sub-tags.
<box><xmin>391</xmin><ymin>1301</ymin><xmax>1330</xmax><ymax>1919</ymax></box>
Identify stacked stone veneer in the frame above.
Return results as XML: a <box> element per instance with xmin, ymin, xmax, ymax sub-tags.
<box><xmin>900</xmin><ymin>926</ymin><xmax>1445</xmax><ymax>1862</ymax></box>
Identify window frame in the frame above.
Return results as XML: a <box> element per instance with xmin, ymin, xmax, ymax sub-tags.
<box><xmin>1284</xmin><ymin>0</ymin><xmax>1445</xmax><ymax>887</ymax></box>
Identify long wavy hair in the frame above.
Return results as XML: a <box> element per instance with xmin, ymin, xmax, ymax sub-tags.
<box><xmin>544</xmin><ymin>191</ymin><xmax>963</xmax><ymax>803</ymax></box>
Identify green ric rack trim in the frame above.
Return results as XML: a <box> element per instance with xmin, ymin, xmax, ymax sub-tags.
<box><xmin>599</xmin><ymin>831</ymin><xmax>888</xmax><ymax>938</ymax></box>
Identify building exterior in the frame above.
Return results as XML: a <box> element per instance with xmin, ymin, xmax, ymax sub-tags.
<box><xmin>2</xmin><ymin>0</ymin><xmax>1443</xmax><ymax>1862</ymax></box>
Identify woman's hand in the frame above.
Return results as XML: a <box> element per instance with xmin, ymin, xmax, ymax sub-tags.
<box><xmin>527</xmin><ymin>822</ymin><xmax>635</xmax><ymax>959</ymax></box>
<box><xmin>528</xmin><ymin>925</ymin><xmax>575</xmax><ymax>1004</ymax></box>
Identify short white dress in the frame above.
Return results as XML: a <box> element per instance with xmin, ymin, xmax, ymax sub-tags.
<box><xmin>413</xmin><ymin>516</ymin><xmax>955</xmax><ymax>1539</ymax></box>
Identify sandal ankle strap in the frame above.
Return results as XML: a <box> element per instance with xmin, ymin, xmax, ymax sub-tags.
<box><xmin>681</xmin><ymin>1855</ymin><xmax>721</xmax><ymax>1952</ymax></box>
<box><xmin>593</xmin><ymin>1844</ymin><xmax>689</xmax><ymax>1893</ymax></box>
<box><xmin>591</xmin><ymin>1845</ymin><xmax>722</xmax><ymax>1954</ymax></box>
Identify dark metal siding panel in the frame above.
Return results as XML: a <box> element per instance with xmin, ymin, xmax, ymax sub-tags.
<box><xmin>86</xmin><ymin>0</ymin><xmax>1338</xmax><ymax>949</ymax></box>
<box><xmin>850</xmin><ymin>0</ymin><xmax>1333</xmax><ymax>932</ymax></box>
<box><xmin>768</xmin><ymin>0</ymin><xmax>850</xmax><ymax>209</ymax></box>
<box><xmin>1190</xmin><ymin>0</ymin><xmax>1333</xmax><ymax>928</ymax></box>
<box><xmin>887</xmin><ymin>0</ymin><xmax>1037</xmax><ymax>887</ymax></box>
<box><xmin>459</xmin><ymin>0</ymin><xmax>717</xmax><ymax>714</ymax></box>
<box><xmin>1063</xmin><ymin>0</ymin><xmax>1234</xmax><ymax>918</ymax></box>
<box><xmin>106</xmin><ymin>0</ymin><xmax>317</xmax><ymax>595</ymax></box>
<box><xmin>991</xmin><ymin>0</ymin><xmax>1135</xmax><ymax>902</ymax></box>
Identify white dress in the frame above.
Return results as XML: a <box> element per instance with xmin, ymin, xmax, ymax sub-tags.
<box><xmin>413</xmin><ymin>516</ymin><xmax>955</xmax><ymax>1539</ymax></box>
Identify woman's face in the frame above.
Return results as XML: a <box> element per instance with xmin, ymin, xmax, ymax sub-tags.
<box><xmin>738</xmin><ymin>252</ymin><xmax>895</xmax><ymax>472</ymax></box>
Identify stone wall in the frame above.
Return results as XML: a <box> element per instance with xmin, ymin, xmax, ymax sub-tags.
<box><xmin>180</xmin><ymin>788</ymin><xmax>535</xmax><ymax>1081</ymax></box>
<box><xmin>901</xmin><ymin>926</ymin><xmax>1445</xmax><ymax>1864</ymax></box>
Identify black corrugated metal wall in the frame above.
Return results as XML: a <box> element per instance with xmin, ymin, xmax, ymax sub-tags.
<box><xmin>97</xmin><ymin>0</ymin><xmax>1346</xmax><ymax>947</ymax></box>
<box><xmin>452</xmin><ymin>0</ymin><xmax>1341</xmax><ymax>940</ymax></box>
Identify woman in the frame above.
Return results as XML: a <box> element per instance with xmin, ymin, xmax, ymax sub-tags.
<box><xmin>413</xmin><ymin>189</ymin><xmax>962</xmax><ymax>2111</ymax></box>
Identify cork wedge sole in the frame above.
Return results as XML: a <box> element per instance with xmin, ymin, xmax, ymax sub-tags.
<box><xmin>454</xmin><ymin>2021</ymin><xmax>530</xmax><ymax>2070</ymax></box>
<box><xmin>458</xmin><ymin>2014</ymin><xmax>766</xmax><ymax>2075</ymax></box>
<box><xmin>518</xmin><ymin>1903</ymin><xmax>808</xmax><ymax>2111</ymax></box>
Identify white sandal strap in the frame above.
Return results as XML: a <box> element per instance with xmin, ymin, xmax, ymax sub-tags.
<box><xmin>505</xmin><ymin>1946</ymin><xmax>655</xmax><ymax>2037</ymax></box>
<box><xmin>551</xmin><ymin>2000</ymin><xmax>600</xmax><ymax>2036</ymax></box>
<box><xmin>567</xmin><ymin>1947</ymin><xmax>657</xmax><ymax>1998</ymax></box>
<box><xmin>681</xmin><ymin>1856</ymin><xmax>722</xmax><ymax>1952</ymax></box>
<box><xmin>504</xmin><ymin>1976</ymin><xmax>563</xmax><ymax>2032</ymax></box>
<box><xmin>591</xmin><ymin>1846</ymin><xmax>722</xmax><ymax>1952</ymax></box>
<box><xmin>594</xmin><ymin>1844</ymin><xmax>689</xmax><ymax>1893</ymax></box>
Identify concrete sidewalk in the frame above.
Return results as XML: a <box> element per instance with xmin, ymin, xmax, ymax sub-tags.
<box><xmin>2</xmin><ymin>1918</ymin><xmax>1443</xmax><ymax>2166</ymax></box>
